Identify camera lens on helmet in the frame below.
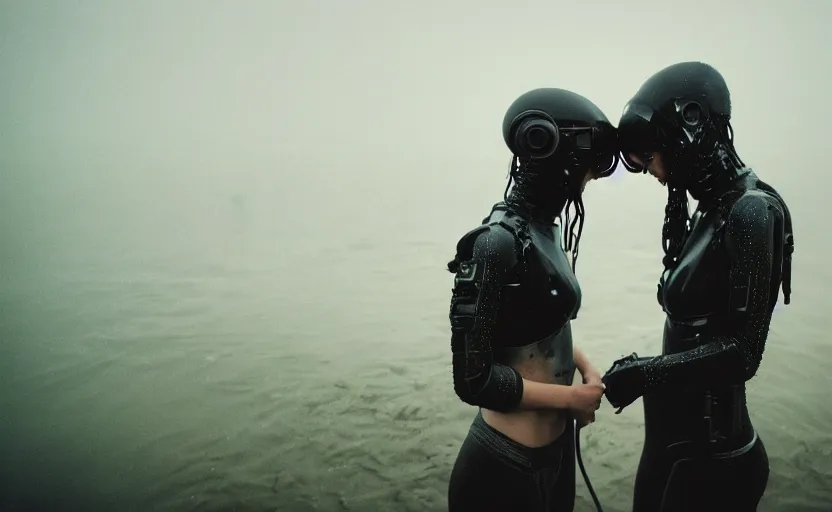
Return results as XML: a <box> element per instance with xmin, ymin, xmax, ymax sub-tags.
<box><xmin>681</xmin><ymin>102</ymin><xmax>702</xmax><ymax>126</ymax></box>
<box><xmin>513</xmin><ymin>116</ymin><xmax>559</xmax><ymax>159</ymax></box>
<box><xmin>526</xmin><ymin>125</ymin><xmax>551</xmax><ymax>149</ymax></box>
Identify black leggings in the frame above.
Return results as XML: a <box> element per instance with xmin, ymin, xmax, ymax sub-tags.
<box><xmin>448</xmin><ymin>411</ymin><xmax>576</xmax><ymax>512</ymax></box>
<box><xmin>633</xmin><ymin>432</ymin><xmax>770</xmax><ymax>512</ymax></box>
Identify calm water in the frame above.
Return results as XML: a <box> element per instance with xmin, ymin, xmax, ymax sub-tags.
<box><xmin>1</xmin><ymin>158</ymin><xmax>830</xmax><ymax>511</ymax></box>
<box><xmin>3</xmin><ymin>2</ymin><xmax>831</xmax><ymax>509</ymax></box>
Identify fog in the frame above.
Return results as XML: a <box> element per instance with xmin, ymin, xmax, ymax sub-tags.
<box><xmin>1</xmin><ymin>1</ymin><xmax>830</xmax><ymax>510</ymax></box>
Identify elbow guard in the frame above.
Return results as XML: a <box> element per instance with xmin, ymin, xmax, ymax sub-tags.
<box><xmin>453</xmin><ymin>362</ymin><xmax>523</xmax><ymax>412</ymax></box>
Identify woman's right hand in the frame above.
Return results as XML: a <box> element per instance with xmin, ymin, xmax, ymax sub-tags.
<box><xmin>569</xmin><ymin>383</ymin><xmax>605</xmax><ymax>416</ymax></box>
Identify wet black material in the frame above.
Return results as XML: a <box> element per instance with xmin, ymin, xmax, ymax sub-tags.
<box><xmin>604</xmin><ymin>171</ymin><xmax>789</xmax><ymax>511</ymax></box>
<box><xmin>445</xmin><ymin>89</ymin><xmax>616</xmax><ymax>511</ymax></box>
<box><xmin>448</xmin><ymin>205</ymin><xmax>581</xmax><ymax>412</ymax></box>
<box><xmin>606</xmin><ymin>62</ymin><xmax>795</xmax><ymax>511</ymax></box>
<box><xmin>446</xmin><ymin>88</ymin><xmax>618</xmax><ymax>413</ymax></box>
<box><xmin>634</xmin><ymin>433</ymin><xmax>769</xmax><ymax>511</ymax></box>
<box><xmin>501</xmin><ymin>88</ymin><xmax>619</xmax><ymax>231</ymax></box>
<box><xmin>617</xmin><ymin>62</ymin><xmax>743</xmax><ymax>201</ymax></box>
<box><xmin>448</xmin><ymin>411</ymin><xmax>576</xmax><ymax>512</ymax></box>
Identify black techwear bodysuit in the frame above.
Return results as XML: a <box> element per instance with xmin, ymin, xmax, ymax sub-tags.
<box><xmin>447</xmin><ymin>86</ymin><xmax>618</xmax><ymax>512</ymax></box>
<box><xmin>448</xmin><ymin>202</ymin><xmax>580</xmax><ymax>410</ymax></box>
<box><xmin>610</xmin><ymin>170</ymin><xmax>792</xmax><ymax>512</ymax></box>
<box><xmin>446</xmin><ymin>201</ymin><xmax>580</xmax><ymax>512</ymax></box>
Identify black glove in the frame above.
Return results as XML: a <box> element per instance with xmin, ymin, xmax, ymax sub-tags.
<box><xmin>601</xmin><ymin>352</ymin><xmax>655</xmax><ymax>413</ymax></box>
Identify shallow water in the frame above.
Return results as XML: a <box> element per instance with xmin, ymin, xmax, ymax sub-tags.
<box><xmin>1</xmin><ymin>159</ymin><xmax>830</xmax><ymax>512</ymax></box>
<box><xmin>3</xmin><ymin>2</ymin><xmax>831</xmax><ymax>509</ymax></box>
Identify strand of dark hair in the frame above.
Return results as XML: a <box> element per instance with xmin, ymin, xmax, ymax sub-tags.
<box><xmin>502</xmin><ymin>156</ymin><xmax>585</xmax><ymax>272</ymax></box>
<box><xmin>660</xmin><ymin>185</ymin><xmax>691</xmax><ymax>271</ymax></box>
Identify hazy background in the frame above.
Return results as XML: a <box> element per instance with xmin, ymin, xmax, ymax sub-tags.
<box><xmin>1</xmin><ymin>0</ymin><xmax>830</xmax><ymax>510</ymax></box>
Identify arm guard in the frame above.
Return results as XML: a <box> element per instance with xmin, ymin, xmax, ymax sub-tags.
<box><xmin>643</xmin><ymin>192</ymin><xmax>784</xmax><ymax>390</ymax></box>
<box><xmin>448</xmin><ymin>224</ymin><xmax>524</xmax><ymax>412</ymax></box>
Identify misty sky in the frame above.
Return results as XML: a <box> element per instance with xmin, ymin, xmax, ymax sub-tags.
<box><xmin>2</xmin><ymin>1</ymin><xmax>827</xmax><ymax>162</ymax></box>
<box><xmin>0</xmin><ymin>4</ymin><xmax>830</xmax><ymax>509</ymax></box>
<box><xmin>1</xmin><ymin>0</ymin><xmax>829</xmax><ymax>286</ymax></box>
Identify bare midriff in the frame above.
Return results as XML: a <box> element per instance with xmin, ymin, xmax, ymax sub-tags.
<box><xmin>482</xmin><ymin>327</ymin><xmax>576</xmax><ymax>448</ymax></box>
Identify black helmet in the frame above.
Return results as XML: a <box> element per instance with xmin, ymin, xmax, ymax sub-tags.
<box><xmin>501</xmin><ymin>88</ymin><xmax>618</xmax><ymax>272</ymax></box>
<box><xmin>618</xmin><ymin>62</ymin><xmax>742</xmax><ymax>195</ymax></box>
<box><xmin>502</xmin><ymin>88</ymin><xmax>619</xmax><ymax>190</ymax></box>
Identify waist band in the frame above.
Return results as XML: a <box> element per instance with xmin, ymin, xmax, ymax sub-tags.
<box><xmin>712</xmin><ymin>430</ymin><xmax>758</xmax><ymax>459</ymax></box>
<box><xmin>469</xmin><ymin>410</ymin><xmax>572</xmax><ymax>472</ymax></box>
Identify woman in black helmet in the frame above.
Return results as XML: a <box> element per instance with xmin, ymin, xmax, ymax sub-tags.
<box><xmin>603</xmin><ymin>61</ymin><xmax>795</xmax><ymax>511</ymax></box>
<box><xmin>445</xmin><ymin>88</ymin><xmax>618</xmax><ymax>511</ymax></box>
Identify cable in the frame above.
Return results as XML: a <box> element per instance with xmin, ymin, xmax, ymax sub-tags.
<box><xmin>575</xmin><ymin>420</ymin><xmax>604</xmax><ymax>512</ymax></box>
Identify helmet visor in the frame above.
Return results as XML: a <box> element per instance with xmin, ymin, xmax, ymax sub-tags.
<box><xmin>564</xmin><ymin>124</ymin><xmax>619</xmax><ymax>179</ymax></box>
